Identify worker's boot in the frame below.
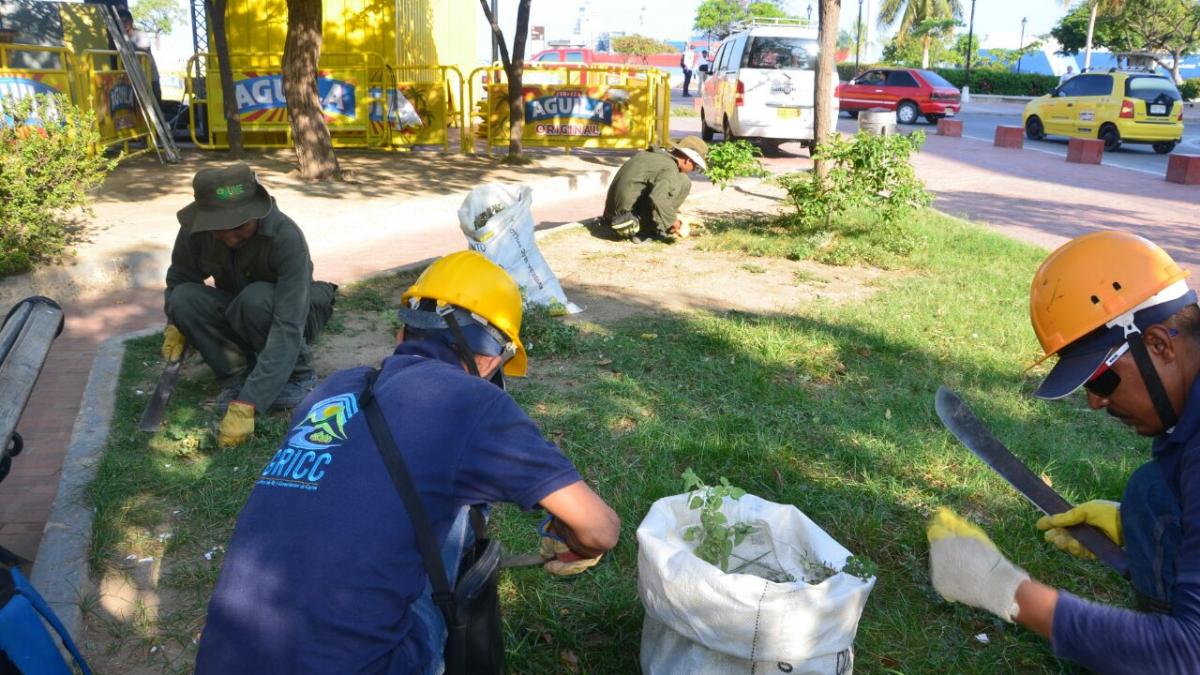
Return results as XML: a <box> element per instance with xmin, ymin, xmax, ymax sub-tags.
<box><xmin>608</xmin><ymin>213</ymin><xmax>639</xmax><ymax>240</ymax></box>
<box><xmin>270</xmin><ymin>372</ymin><xmax>318</xmax><ymax>411</ymax></box>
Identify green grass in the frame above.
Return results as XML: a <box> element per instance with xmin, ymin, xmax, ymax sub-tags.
<box><xmin>84</xmin><ymin>209</ymin><xmax>1136</xmax><ymax>673</ymax></box>
<box><xmin>671</xmin><ymin>104</ymin><xmax>700</xmax><ymax>118</ymax></box>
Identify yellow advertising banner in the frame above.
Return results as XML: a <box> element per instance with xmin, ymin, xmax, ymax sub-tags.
<box><xmin>91</xmin><ymin>71</ymin><xmax>147</xmax><ymax>142</ymax></box>
<box><xmin>370</xmin><ymin>81</ymin><xmax>447</xmax><ymax>148</ymax></box>
<box><xmin>487</xmin><ymin>82</ymin><xmax>654</xmax><ymax>149</ymax></box>
<box><xmin>210</xmin><ymin>70</ymin><xmax>364</xmax><ymax>130</ymax></box>
<box><xmin>0</xmin><ymin>70</ymin><xmax>72</xmax><ymax>103</ymax></box>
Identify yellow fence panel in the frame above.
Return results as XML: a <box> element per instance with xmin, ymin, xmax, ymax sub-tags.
<box><xmin>79</xmin><ymin>50</ymin><xmax>153</xmax><ymax>150</ymax></box>
<box><xmin>471</xmin><ymin>64</ymin><xmax>670</xmax><ymax>153</ymax></box>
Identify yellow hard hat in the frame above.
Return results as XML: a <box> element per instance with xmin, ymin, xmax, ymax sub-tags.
<box><xmin>401</xmin><ymin>251</ymin><xmax>527</xmax><ymax>376</ymax></box>
<box><xmin>1029</xmin><ymin>230</ymin><xmax>1192</xmax><ymax>399</ymax></box>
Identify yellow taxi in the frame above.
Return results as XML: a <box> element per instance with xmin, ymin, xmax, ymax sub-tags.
<box><xmin>1022</xmin><ymin>70</ymin><xmax>1184</xmax><ymax>153</ymax></box>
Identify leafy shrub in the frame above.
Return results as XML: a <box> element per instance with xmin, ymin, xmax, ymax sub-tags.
<box><xmin>932</xmin><ymin>68</ymin><xmax>1058</xmax><ymax>96</ymax></box>
<box><xmin>0</xmin><ymin>94</ymin><xmax>115</xmax><ymax>277</ymax></box>
<box><xmin>777</xmin><ymin>130</ymin><xmax>931</xmax><ymax>228</ymax></box>
<box><xmin>1181</xmin><ymin>79</ymin><xmax>1200</xmax><ymax>101</ymax></box>
<box><xmin>704</xmin><ymin>139</ymin><xmax>767</xmax><ymax>189</ymax></box>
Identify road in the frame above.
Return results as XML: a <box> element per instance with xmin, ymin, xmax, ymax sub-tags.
<box><xmin>881</xmin><ymin>110</ymin><xmax>1200</xmax><ymax>177</ymax></box>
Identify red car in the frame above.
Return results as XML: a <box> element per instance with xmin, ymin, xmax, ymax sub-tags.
<box><xmin>837</xmin><ymin>68</ymin><xmax>962</xmax><ymax>124</ymax></box>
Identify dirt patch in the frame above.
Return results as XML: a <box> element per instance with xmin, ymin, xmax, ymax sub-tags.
<box><xmin>538</xmin><ymin>227</ymin><xmax>886</xmax><ymax>327</ymax></box>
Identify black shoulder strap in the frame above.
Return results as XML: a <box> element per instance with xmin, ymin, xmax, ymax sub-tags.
<box><xmin>359</xmin><ymin>370</ymin><xmax>459</xmax><ymax>627</ymax></box>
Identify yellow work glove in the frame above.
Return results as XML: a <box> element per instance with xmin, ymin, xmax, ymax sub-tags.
<box><xmin>927</xmin><ymin>508</ymin><xmax>1029</xmax><ymax>622</ymax></box>
<box><xmin>1036</xmin><ymin>500</ymin><xmax>1122</xmax><ymax>559</ymax></box>
<box><xmin>161</xmin><ymin>324</ymin><xmax>186</xmax><ymax>362</ymax></box>
<box><xmin>677</xmin><ymin>215</ymin><xmax>703</xmax><ymax>238</ymax></box>
<box><xmin>538</xmin><ymin>517</ymin><xmax>603</xmax><ymax>577</ymax></box>
<box><xmin>217</xmin><ymin>401</ymin><xmax>255</xmax><ymax>448</ymax></box>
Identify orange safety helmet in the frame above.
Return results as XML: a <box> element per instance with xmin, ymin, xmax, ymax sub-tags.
<box><xmin>400</xmin><ymin>251</ymin><xmax>527</xmax><ymax>377</ymax></box>
<box><xmin>1030</xmin><ymin>230</ymin><xmax>1189</xmax><ymax>365</ymax></box>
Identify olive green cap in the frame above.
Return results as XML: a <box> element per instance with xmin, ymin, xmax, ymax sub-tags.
<box><xmin>177</xmin><ymin>164</ymin><xmax>273</xmax><ymax>233</ymax></box>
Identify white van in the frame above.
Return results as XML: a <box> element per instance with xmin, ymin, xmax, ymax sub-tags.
<box><xmin>699</xmin><ymin>20</ymin><xmax>838</xmax><ymax>152</ymax></box>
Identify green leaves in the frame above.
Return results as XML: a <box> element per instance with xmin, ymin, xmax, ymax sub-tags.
<box><xmin>777</xmin><ymin>130</ymin><xmax>931</xmax><ymax>231</ymax></box>
<box><xmin>680</xmin><ymin>467</ymin><xmax>753</xmax><ymax>571</ymax></box>
<box><xmin>0</xmin><ymin>94</ymin><xmax>116</xmax><ymax>277</ymax></box>
<box><xmin>704</xmin><ymin>140</ymin><xmax>768</xmax><ymax>190</ymax></box>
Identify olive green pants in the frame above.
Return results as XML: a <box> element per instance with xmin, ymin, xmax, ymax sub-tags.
<box><xmin>165</xmin><ymin>281</ymin><xmax>336</xmax><ymax>383</ymax></box>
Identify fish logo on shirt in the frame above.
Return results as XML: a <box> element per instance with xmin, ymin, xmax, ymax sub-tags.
<box><xmin>287</xmin><ymin>392</ymin><xmax>360</xmax><ymax>451</ymax></box>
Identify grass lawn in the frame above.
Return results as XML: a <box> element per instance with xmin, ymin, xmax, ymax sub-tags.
<box><xmin>83</xmin><ymin>207</ymin><xmax>1137</xmax><ymax>673</ymax></box>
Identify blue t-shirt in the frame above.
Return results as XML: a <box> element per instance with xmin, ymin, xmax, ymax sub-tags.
<box><xmin>1052</xmin><ymin>375</ymin><xmax>1200</xmax><ymax>672</ymax></box>
<box><xmin>195</xmin><ymin>341</ymin><xmax>582</xmax><ymax>674</ymax></box>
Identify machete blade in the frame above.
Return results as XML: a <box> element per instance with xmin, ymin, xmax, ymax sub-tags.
<box><xmin>935</xmin><ymin>385</ymin><xmax>1128</xmax><ymax>576</ymax></box>
<box><xmin>138</xmin><ymin>346</ymin><xmax>191</xmax><ymax>432</ymax></box>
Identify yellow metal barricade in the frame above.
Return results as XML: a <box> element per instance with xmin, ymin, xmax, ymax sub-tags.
<box><xmin>78</xmin><ymin>49</ymin><xmax>153</xmax><ymax>154</ymax></box>
<box><xmin>0</xmin><ymin>43</ymin><xmax>77</xmax><ymax>109</ymax></box>
<box><xmin>467</xmin><ymin>63</ymin><xmax>671</xmax><ymax>154</ymax></box>
<box><xmin>186</xmin><ymin>52</ymin><xmax>465</xmax><ymax>152</ymax></box>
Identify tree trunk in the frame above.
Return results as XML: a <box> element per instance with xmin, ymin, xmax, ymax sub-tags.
<box><xmin>1171</xmin><ymin>48</ymin><xmax>1183</xmax><ymax>84</ymax></box>
<box><xmin>505</xmin><ymin>0</ymin><xmax>531</xmax><ymax>162</ymax></box>
<box><xmin>283</xmin><ymin>0</ymin><xmax>339</xmax><ymax>180</ymax></box>
<box><xmin>1084</xmin><ymin>2</ymin><xmax>1097</xmax><ymax>71</ymax></box>
<box><xmin>814</xmin><ymin>0</ymin><xmax>841</xmax><ymax>181</ymax></box>
<box><xmin>921</xmin><ymin>34</ymin><xmax>931</xmax><ymax>68</ymax></box>
<box><xmin>205</xmin><ymin>0</ymin><xmax>243</xmax><ymax>157</ymax></box>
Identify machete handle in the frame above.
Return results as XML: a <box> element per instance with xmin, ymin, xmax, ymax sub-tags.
<box><xmin>1064</xmin><ymin>522</ymin><xmax>1128</xmax><ymax>576</ymax></box>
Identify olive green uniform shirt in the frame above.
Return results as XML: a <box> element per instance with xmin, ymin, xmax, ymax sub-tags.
<box><xmin>603</xmin><ymin>146</ymin><xmax>692</xmax><ymax>236</ymax></box>
<box><xmin>164</xmin><ymin>202</ymin><xmax>315</xmax><ymax>411</ymax></box>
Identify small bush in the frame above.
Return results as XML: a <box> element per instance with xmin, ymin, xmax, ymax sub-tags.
<box><xmin>704</xmin><ymin>139</ymin><xmax>767</xmax><ymax>189</ymax></box>
<box><xmin>1180</xmin><ymin>78</ymin><xmax>1200</xmax><ymax>101</ymax></box>
<box><xmin>933</xmin><ymin>68</ymin><xmax>1058</xmax><ymax>96</ymax></box>
<box><xmin>777</xmin><ymin>130</ymin><xmax>932</xmax><ymax>228</ymax></box>
<box><xmin>0</xmin><ymin>94</ymin><xmax>115</xmax><ymax>277</ymax></box>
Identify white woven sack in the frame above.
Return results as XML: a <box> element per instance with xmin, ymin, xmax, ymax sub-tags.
<box><xmin>458</xmin><ymin>183</ymin><xmax>581</xmax><ymax>314</ymax></box>
<box><xmin>640</xmin><ymin>615</ymin><xmax>853</xmax><ymax>675</ymax></box>
<box><xmin>637</xmin><ymin>493</ymin><xmax>875</xmax><ymax>672</ymax></box>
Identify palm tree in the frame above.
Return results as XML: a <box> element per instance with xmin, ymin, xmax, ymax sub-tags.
<box><xmin>1060</xmin><ymin>0</ymin><xmax>1126</xmax><ymax>71</ymax></box>
<box><xmin>878</xmin><ymin>0</ymin><xmax>963</xmax><ymax>68</ymax></box>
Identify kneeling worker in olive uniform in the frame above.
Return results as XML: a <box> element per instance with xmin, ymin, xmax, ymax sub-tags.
<box><xmin>161</xmin><ymin>164</ymin><xmax>337</xmax><ymax>447</ymax></box>
<box><xmin>603</xmin><ymin>136</ymin><xmax>708</xmax><ymax>243</ymax></box>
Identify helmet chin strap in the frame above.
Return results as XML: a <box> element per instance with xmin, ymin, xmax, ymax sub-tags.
<box><xmin>442</xmin><ymin>311</ymin><xmax>481</xmax><ymax>378</ymax></box>
<box><xmin>1126</xmin><ymin>331</ymin><xmax>1179</xmax><ymax>432</ymax></box>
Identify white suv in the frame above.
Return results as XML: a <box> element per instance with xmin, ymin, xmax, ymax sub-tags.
<box><xmin>699</xmin><ymin>20</ymin><xmax>838</xmax><ymax>152</ymax></box>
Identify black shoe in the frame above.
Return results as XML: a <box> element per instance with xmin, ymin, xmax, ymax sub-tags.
<box><xmin>215</xmin><ymin>378</ymin><xmax>245</xmax><ymax>416</ymax></box>
<box><xmin>270</xmin><ymin>373</ymin><xmax>318</xmax><ymax>411</ymax></box>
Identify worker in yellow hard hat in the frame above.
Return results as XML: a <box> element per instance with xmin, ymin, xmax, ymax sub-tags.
<box><xmin>927</xmin><ymin>231</ymin><xmax>1200</xmax><ymax>672</ymax></box>
<box><xmin>196</xmin><ymin>251</ymin><xmax>620</xmax><ymax>674</ymax></box>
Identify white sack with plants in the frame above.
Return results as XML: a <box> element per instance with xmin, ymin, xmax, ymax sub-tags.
<box><xmin>458</xmin><ymin>184</ymin><xmax>581</xmax><ymax>314</ymax></box>
<box><xmin>637</xmin><ymin>474</ymin><xmax>876</xmax><ymax>674</ymax></box>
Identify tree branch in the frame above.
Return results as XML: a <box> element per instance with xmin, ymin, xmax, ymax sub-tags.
<box><xmin>478</xmin><ymin>0</ymin><xmax>512</xmax><ymax>69</ymax></box>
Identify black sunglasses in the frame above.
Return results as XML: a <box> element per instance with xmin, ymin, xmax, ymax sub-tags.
<box><xmin>1082</xmin><ymin>342</ymin><xmax>1129</xmax><ymax>398</ymax></box>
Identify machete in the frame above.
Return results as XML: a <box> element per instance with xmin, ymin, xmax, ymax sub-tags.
<box><xmin>935</xmin><ymin>385</ymin><xmax>1128</xmax><ymax>576</ymax></box>
<box><xmin>138</xmin><ymin>345</ymin><xmax>191</xmax><ymax>432</ymax></box>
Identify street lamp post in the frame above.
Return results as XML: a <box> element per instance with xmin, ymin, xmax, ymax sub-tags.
<box><xmin>963</xmin><ymin>0</ymin><xmax>977</xmax><ymax>102</ymax></box>
<box><xmin>854</xmin><ymin>0</ymin><xmax>864</xmax><ymax>74</ymax></box>
<box><xmin>807</xmin><ymin>2</ymin><xmax>814</xmax><ymax>24</ymax></box>
<box><xmin>1017</xmin><ymin>17</ymin><xmax>1027</xmax><ymax>74</ymax></box>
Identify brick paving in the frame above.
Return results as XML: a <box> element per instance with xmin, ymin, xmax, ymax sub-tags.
<box><xmin>5</xmin><ymin>127</ymin><xmax>1200</xmax><ymax>564</ymax></box>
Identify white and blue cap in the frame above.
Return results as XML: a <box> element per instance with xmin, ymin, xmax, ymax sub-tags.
<box><xmin>1035</xmin><ymin>280</ymin><xmax>1197</xmax><ymax>400</ymax></box>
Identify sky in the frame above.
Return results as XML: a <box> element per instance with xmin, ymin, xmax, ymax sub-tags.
<box><xmin>513</xmin><ymin>0</ymin><xmax>1072</xmax><ymax>59</ymax></box>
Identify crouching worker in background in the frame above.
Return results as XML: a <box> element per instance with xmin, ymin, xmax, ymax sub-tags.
<box><xmin>928</xmin><ymin>231</ymin><xmax>1200</xmax><ymax>672</ymax></box>
<box><xmin>195</xmin><ymin>251</ymin><xmax>620</xmax><ymax>674</ymax></box>
<box><xmin>162</xmin><ymin>164</ymin><xmax>337</xmax><ymax>448</ymax></box>
<box><xmin>603</xmin><ymin>136</ymin><xmax>708</xmax><ymax>243</ymax></box>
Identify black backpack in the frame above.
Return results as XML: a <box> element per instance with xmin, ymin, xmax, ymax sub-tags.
<box><xmin>360</xmin><ymin>372</ymin><xmax>504</xmax><ymax>675</ymax></box>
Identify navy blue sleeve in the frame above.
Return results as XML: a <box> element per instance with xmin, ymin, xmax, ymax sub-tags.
<box><xmin>1051</xmin><ymin>451</ymin><xmax>1200</xmax><ymax>672</ymax></box>
<box><xmin>453</xmin><ymin>391</ymin><xmax>582</xmax><ymax>511</ymax></box>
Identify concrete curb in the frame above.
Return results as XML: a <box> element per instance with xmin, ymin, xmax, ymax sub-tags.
<box><xmin>29</xmin><ymin>326</ymin><xmax>159</xmax><ymax>643</ymax></box>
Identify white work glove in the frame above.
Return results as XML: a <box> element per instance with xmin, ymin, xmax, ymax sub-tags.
<box><xmin>927</xmin><ymin>508</ymin><xmax>1030</xmax><ymax>622</ymax></box>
